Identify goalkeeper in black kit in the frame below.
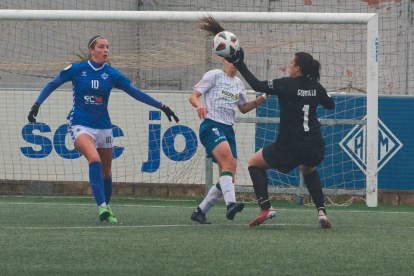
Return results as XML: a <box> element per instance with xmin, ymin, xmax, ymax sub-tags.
<box><xmin>227</xmin><ymin>49</ymin><xmax>335</xmax><ymax>228</ymax></box>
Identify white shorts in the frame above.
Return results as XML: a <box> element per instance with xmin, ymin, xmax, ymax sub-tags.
<box><xmin>69</xmin><ymin>125</ymin><xmax>113</xmax><ymax>149</ymax></box>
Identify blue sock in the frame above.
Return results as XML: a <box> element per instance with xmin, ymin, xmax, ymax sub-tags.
<box><xmin>89</xmin><ymin>161</ymin><xmax>105</xmax><ymax>206</ymax></box>
<box><xmin>104</xmin><ymin>176</ymin><xmax>113</xmax><ymax>205</ymax></box>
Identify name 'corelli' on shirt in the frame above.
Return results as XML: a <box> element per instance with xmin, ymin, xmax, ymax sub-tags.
<box><xmin>297</xmin><ymin>89</ymin><xmax>316</xmax><ymax>97</ymax></box>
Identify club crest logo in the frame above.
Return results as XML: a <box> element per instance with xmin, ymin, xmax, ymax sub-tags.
<box><xmin>101</xmin><ymin>73</ymin><xmax>108</xmax><ymax>80</ymax></box>
<box><xmin>212</xmin><ymin>128</ymin><xmax>220</xmax><ymax>137</ymax></box>
<box><xmin>196</xmin><ymin>80</ymin><xmax>204</xmax><ymax>87</ymax></box>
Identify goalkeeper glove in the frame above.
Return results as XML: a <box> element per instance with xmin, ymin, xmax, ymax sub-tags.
<box><xmin>160</xmin><ymin>105</ymin><xmax>179</xmax><ymax>123</ymax></box>
<box><xmin>225</xmin><ymin>47</ymin><xmax>244</xmax><ymax>65</ymax></box>
<box><xmin>28</xmin><ymin>102</ymin><xmax>40</xmax><ymax>123</ymax></box>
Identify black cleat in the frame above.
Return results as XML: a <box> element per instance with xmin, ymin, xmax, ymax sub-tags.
<box><xmin>191</xmin><ymin>207</ymin><xmax>211</xmax><ymax>224</ymax></box>
<box><xmin>226</xmin><ymin>202</ymin><xmax>245</xmax><ymax>220</ymax></box>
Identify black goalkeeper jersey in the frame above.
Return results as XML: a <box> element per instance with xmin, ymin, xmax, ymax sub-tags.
<box><xmin>236</xmin><ymin>63</ymin><xmax>335</xmax><ymax>149</ymax></box>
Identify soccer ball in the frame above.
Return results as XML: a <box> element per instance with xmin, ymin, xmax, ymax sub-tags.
<box><xmin>212</xmin><ymin>31</ymin><xmax>239</xmax><ymax>58</ymax></box>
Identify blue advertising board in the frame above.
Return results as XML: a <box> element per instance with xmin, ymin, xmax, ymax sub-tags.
<box><xmin>18</xmin><ymin>92</ymin><xmax>412</xmax><ymax>190</ymax></box>
<box><xmin>256</xmin><ymin>95</ymin><xmax>413</xmax><ymax>190</ymax></box>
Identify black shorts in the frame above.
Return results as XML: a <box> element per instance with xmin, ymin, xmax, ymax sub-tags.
<box><xmin>262</xmin><ymin>139</ymin><xmax>325</xmax><ymax>174</ymax></box>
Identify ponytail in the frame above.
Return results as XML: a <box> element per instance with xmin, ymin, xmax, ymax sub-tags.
<box><xmin>294</xmin><ymin>52</ymin><xmax>320</xmax><ymax>83</ymax></box>
<box><xmin>309</xmin><ymin>59</ymin><xmax>321</xmax><ymax>82</ymax></box>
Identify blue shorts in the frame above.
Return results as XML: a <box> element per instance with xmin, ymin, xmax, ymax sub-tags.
<box><xmin>199</xmin><ymin>119</ymin><xmax>237</xmax><ymax>163</ymax></box>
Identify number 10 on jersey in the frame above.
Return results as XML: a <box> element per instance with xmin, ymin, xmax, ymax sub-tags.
<box><xmin>91</xmin><ymin>80</ymin><xmax>99</xmax><ymax>89</ymax></box>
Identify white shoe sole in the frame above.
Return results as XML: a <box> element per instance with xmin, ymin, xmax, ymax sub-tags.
<box><xmin>318</xmin><ymin>215</ymin><xmax>331</xmax><ymax>228</ymax></box>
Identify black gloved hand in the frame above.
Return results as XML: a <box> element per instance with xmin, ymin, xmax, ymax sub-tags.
<box><xmin>28</xmin><ymin>102</ymin><xmax>40</xmax><ymax>123</ymax></box>
<box><xmin>160</xmin><ymin>105</ymin><xmax>179</xmax><ymax>123</ymax></box>
<box><xmin>225</xmin><ymin>47</ymin><xmax>244</xmax><ymax>65</ymax></box>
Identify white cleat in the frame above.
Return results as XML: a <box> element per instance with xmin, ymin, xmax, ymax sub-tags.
<box><xmin>318</xmin><ymin>210</ymin><xmax>332</xmax><ymax>229</ymax></box>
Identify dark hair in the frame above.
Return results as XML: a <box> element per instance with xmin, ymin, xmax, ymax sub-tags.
<box><xmin>73</xmin><ymin>35</ymin><xmax>110</xmax><ymax>64</ymax></box>
<box><xmin>88</xmin><ymin>35</ymin><xmax>105</xmax><ymax>49</ymax></box>
<box><xmin>199</xmin><ymin>15</ymin><xmax>225</xmax><ymax>37</ymax></box>
<box><xmin>294</xmin><ymin>52</ymin><xmax>320</xmax><ymax>82</ymax></box>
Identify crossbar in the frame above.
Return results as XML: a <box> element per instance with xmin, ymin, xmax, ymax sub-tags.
<box><xmin>0</xmin><ymin>10</ymin><xmax>376</xmax><ymax>24</ymax></box>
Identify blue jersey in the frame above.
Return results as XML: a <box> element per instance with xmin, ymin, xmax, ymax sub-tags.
<box><xmin>59</xmin><ymin>60</ymin><xmax>131</xmax><ymax>129</ymax></box>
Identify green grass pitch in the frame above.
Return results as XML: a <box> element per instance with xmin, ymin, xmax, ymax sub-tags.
<box><xmin>1</xmin><ymin>196</ymin><xmax>414</xmax><ymax>276</ymax></box>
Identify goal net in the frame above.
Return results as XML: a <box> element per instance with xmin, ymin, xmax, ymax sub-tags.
<box><xmin>0</xmin><ymin>10</ymin><xmax>378</xmax><ymax>206</ymax></box>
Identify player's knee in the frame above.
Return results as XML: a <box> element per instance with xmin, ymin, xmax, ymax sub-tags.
<box><xmin>300</xmin><ymin>165</ymin><xmax>316</xmax><ymax>176</ymax></box>
<box><xmin>248</xmin><ymin>159</ymin><xmax>254</xmax><ymax>167</ymax></box>
<box><xmin>88</xmin><ymin>155</ymin><xmax>101</xmax><ymax>163</ymax></box>
<box><xmin>102</xmin><ymin>171</ymin><xmax>112</xmax><ymax>179</ymax></box>
<box><xmin>221</xmin><ymin>157</ymin><xmax>236</xmax><ymax>173</ymax></box>
<box><xmin>248</xmin><ymin>156</ymin><xmax>259</xmax><ymax>167</ymax></box>
<box><xmin>229</xmin><ymin>158</ymin><xmax>237</xmax><ymax>172</ymax></box>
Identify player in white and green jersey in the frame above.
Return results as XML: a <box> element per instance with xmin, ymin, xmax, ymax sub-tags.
<box><xmin>189</xmin><ymin>58</ymin><xmax>268</xmax><ymax>224</ymax></box>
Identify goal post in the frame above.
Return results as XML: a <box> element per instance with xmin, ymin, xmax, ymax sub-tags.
<box><xmin>365</xmin><ymin>14</ymin><xmax>379</xmax><ymax>208</ymax></box>
<box><xmin>0</xmin><ymin>10</ymin><xmax>378</xmax><ymax>206</ymax></box>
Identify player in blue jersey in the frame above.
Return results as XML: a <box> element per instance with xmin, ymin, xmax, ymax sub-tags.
<box><xmin>28</xmin><ymin>36</ymin><xmax>179</xmax><ymax>222</ymax></box>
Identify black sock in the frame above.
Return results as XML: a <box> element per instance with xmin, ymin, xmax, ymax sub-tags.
<box><xmin>248</xmin><ymin>166</ymin><xmax>270</xmax><ymax>210</ymax></box>
<box><xmin>196</xmin><ymin>207</ymin><xmax>203</xmax><ymax>213</ymax></box>
<box><xmin>304</xmin><ymin>170</ymin><xmax>325</xmax><ymax>211</ymax></box>
<box><xmin>317</xmin><ymin>207</ymin><xmax>327</xmax><ymax>215</ymax></box>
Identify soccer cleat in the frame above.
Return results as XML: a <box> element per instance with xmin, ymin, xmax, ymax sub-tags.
<box><xmin>226</xmin><ymin>202</ymin><xmax>245</xmax><ymax>220</ymax></box>
<box><xmin>318</xmin><ymin>210</ymin><xmax>332</xmax><ymax>229</ymax></box>
<box><xmin>249</xmin><ymin>207</ymin><xmax>276</xmax><ymax>227</ymax></box>
<box><xmin>191</xmin><ymin>207</ymin><xmax>211</xmax><ymax>224</ymax></box>
<box><xmin>107</xmin><ymin>206</ymin><xmax>118</xmax><ymax>223</ymax></box>
<box><xmin>99</xmin><ymin>207</ymin><xmax>110</xmax><ymax>222</ymax></box>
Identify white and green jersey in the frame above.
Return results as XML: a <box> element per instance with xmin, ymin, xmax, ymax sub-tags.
<box><xmin>193</xmin><ymin>69</ymin><xmax>248</xmax><ymax>125</ymax></box>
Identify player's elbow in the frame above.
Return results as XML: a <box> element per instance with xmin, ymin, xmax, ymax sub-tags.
<box><xmin>322</xmin><ymin>98</ymin><xmax>335</xmax><ymax>110</ymax></box>
<box><xmin>325</xmin><ymin>102</ymin><xmax>335</xmax><ymax>110</ymax></box>
<box><xmin>237</xmin><ymin>105</ymin><xmax>248</xmax><ymax>114</ymax></box>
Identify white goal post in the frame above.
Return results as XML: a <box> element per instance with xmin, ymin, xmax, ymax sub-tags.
<box><xmin>0</xmin><ymin>10</ymin><xmax>378</xmax><ymax>207</ymax></box>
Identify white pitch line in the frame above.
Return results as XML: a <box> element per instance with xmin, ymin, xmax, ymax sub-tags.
<box><xmin>0</xmin><ymin>202</ymin><xmax>195</xmax><ymax>209</ymax></box>
<box><xmin>1</xmin><ymin>224</ymin><xmax>197</xmax><ymax>230</ymax></box>
<box><xmin>0</xmin><ymin>202</ymin><xmax>414</xmax><ymax>215</ymax></box>
<box><xmin>0</xmin><ymin>196</ymin><xmax>196</xmax><ymax>202</ymax></box>
<box><xmin>3</xmin><ymin>223</ymin><xmax>414</xmax><ymax>230</ymax></box>
<box><xmin>0</xmin><ymin>223</ymin><xmax>313</xmax><ymax>230</ymax></box>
